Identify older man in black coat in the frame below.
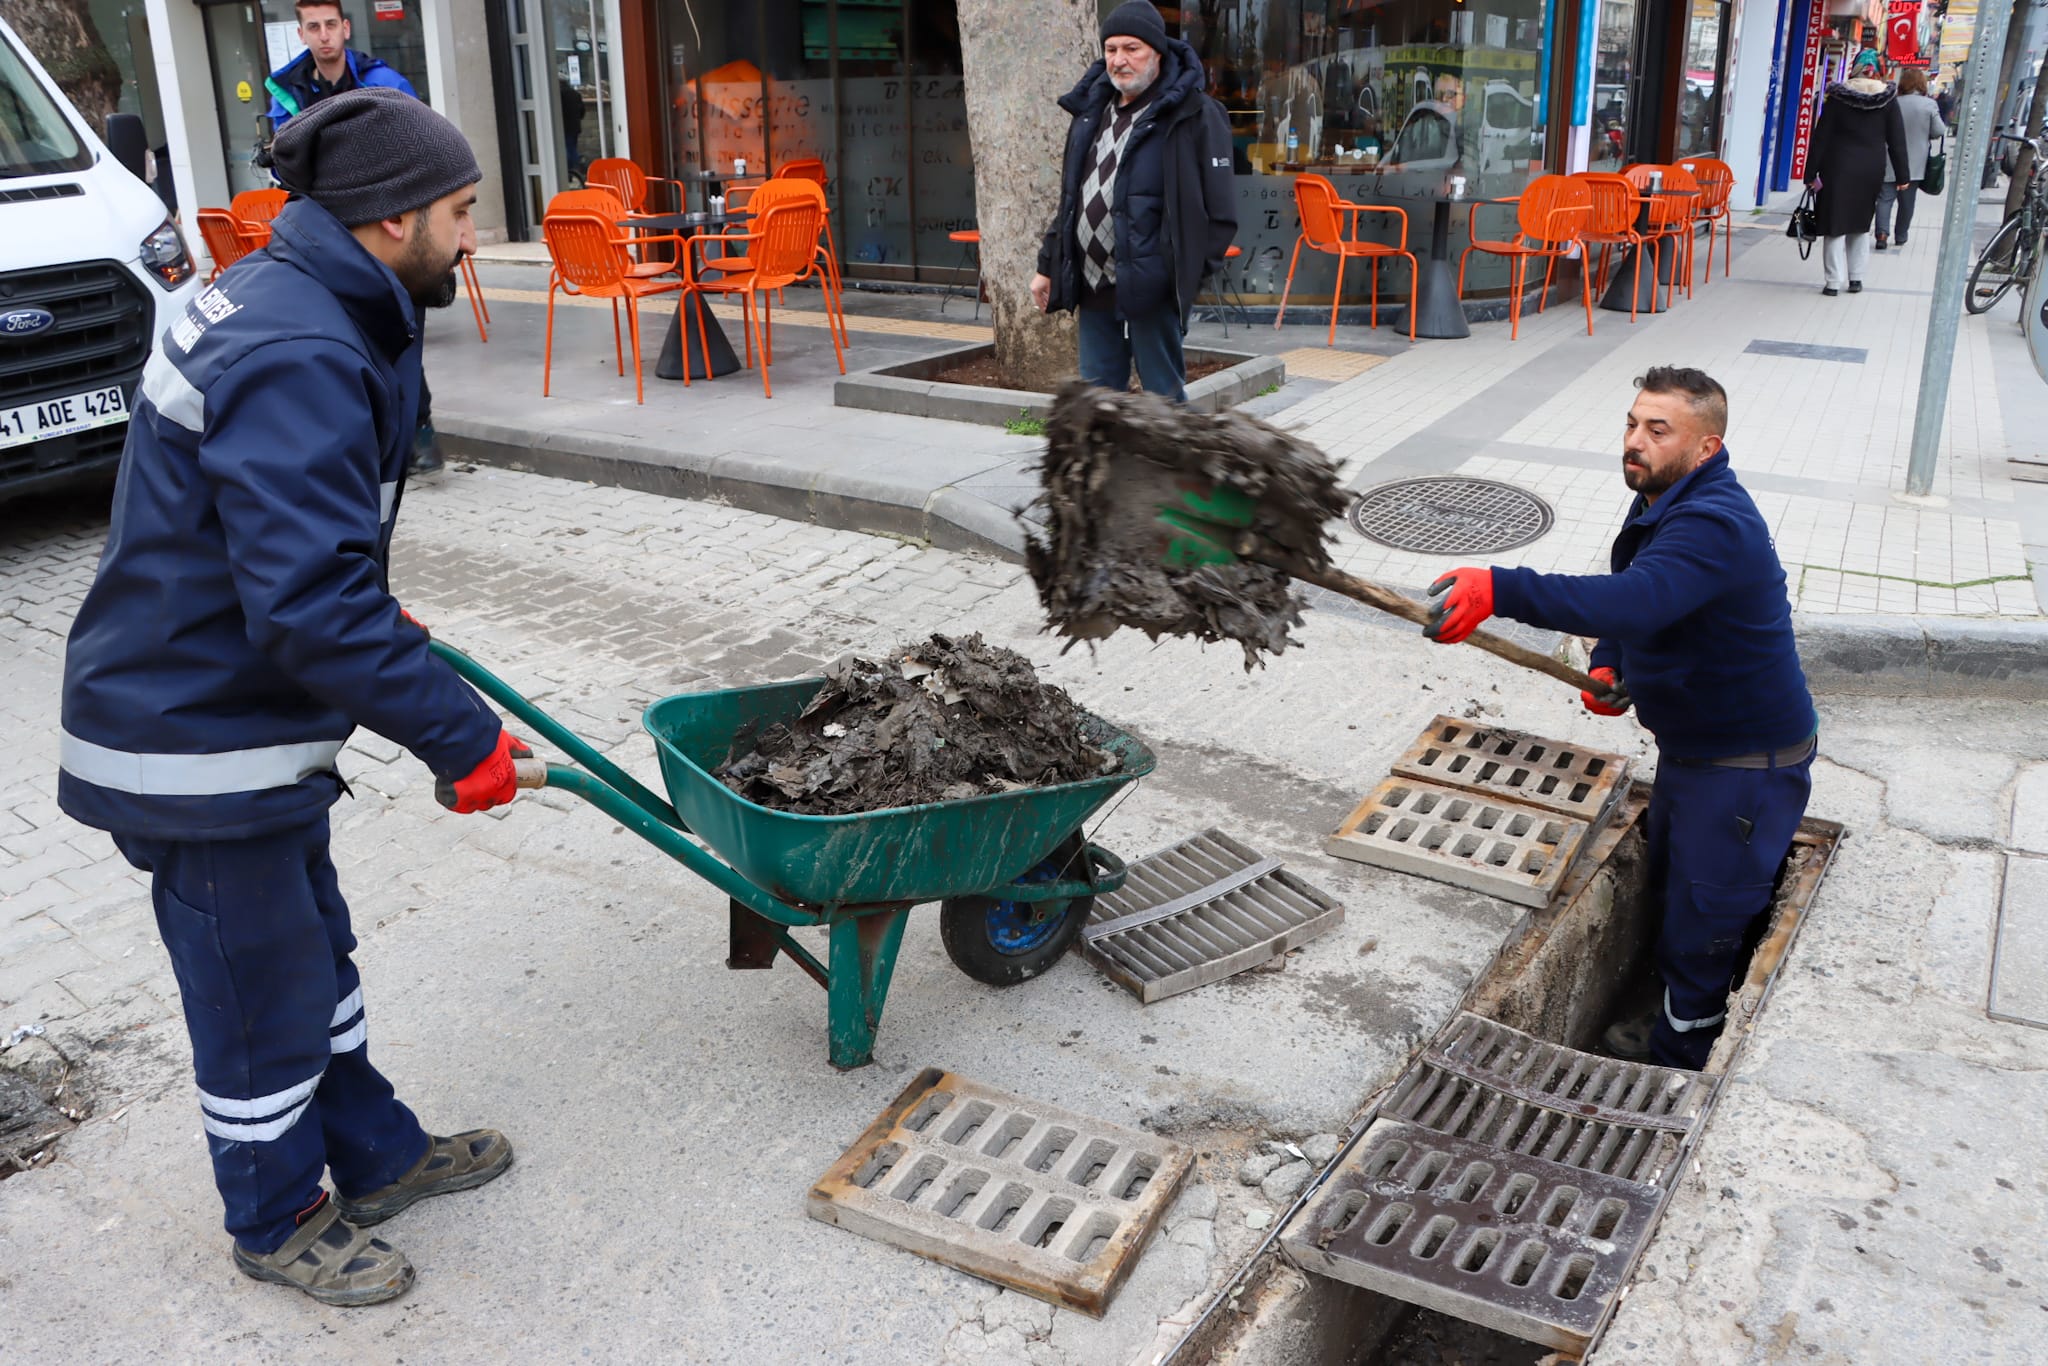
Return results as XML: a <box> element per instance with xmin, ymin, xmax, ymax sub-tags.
<box><xmin>1804</xmin><ymin>50</ymin><xmax>1910</xmax><ymax>296</ymax></box>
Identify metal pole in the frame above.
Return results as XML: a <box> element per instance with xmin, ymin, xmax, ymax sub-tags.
<box><xmin>1906</xmin><ymin>0</ymin><xmax>2021</xmax><ymax>496</ymax></box>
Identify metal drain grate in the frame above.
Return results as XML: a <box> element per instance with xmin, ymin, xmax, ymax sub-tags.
<box><xmin>1386</xmin><ymin>1014</ymin><xmax>1712</xmax><ymax>1186</ymax></box>
<box><xmin>1347</xmin><ymin>477</ymin><xmax>1555</xmax><ymax>555</ymax></box>
<box><xmin>1326</xmin><ymin>779</ymin><xmax>1587</xmax><ymax>908</ymax></box>
<box><xmin>807</xmin><ymin>1068</ymin><xmax>1191</xmax><ymax>1316</ymax></box>
<box><xmin>1082</xmin><ymin>829</ymin><xmax>1345</xmax><ymax>1003</ymax></box>
<box><xmin>1393</xmin><ymin>716</ymin><xmax>1631</xmax><ymax>826</ymax></box>
<box><xmin>1281</xmin><ymin>1118</ymin><xmax>1659</xmax><ymax>1353</ymax></box>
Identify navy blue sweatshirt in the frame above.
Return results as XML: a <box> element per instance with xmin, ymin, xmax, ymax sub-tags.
<box><xmin>1490</xmin><ymin>451</ymin><xmax>1817</xmax><ymax>761</ymax></box>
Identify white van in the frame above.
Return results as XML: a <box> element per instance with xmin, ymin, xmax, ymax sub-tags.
<box><xmin>1</xmin><ymin>14</ymin><xmax>200</xmax><ymax>502</ymax></box>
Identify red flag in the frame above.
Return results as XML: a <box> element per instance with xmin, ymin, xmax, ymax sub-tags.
<box><xmin>1886</xmin><ymin>2</ymin><xmax>1921</xmax><ymax>64</ymax></box>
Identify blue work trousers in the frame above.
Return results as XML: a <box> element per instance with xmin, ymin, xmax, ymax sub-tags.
<box><xmin>114</xmin><ymin>818</ymin><xmax>427</xmax><ymax>1253</ymax></box>
<box><xmin>1644</xmin><ymin>752</ymin><xmax>1814</xmax><ymax>1070</ymax></box>
<box><xmin>1077</xmin><ymin>305</ymin><xmax>1187</xmax><ymax>402</ymax></box>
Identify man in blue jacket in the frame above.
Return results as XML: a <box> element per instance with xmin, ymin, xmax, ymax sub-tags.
<box><xmin>265</xmin><ymin>0</ymin><xmax>417</xmax><ymax>127</ymax></box>
<box><xmin>60</xmin><ymin>89</ymin><xmax>520</xmax><ymax>1307</ymax></box>
<box><xmin>1423</xmin><ymin>367</ymin><xmax>1818</xmax><ymax>1069</ymax></box>
<box><xmin>1030</xmin><ymin>1</ymin><xmax>1236</xmax><ymax>401</ymax></box>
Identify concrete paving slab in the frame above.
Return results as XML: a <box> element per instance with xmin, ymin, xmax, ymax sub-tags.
<box><xmin>1989</xmin><ymin>854</ymin><xmax>2048</xmax><ymax>1028</ymax></box>
<box><xmin>2007</xmin><ymin>762</ymin><xmax>2048</xmax><ymax>854</ymax></box>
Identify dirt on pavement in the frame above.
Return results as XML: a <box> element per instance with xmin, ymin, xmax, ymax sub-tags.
<box><xmin>1025</xmin><ymin>381</ymin><xmax>1349</xmax><ymax>669</ymax></box>
<box><xmin>713</xmin><ymin>632</ymin><xmax>1120</xmax><ymax>815</ymax></box>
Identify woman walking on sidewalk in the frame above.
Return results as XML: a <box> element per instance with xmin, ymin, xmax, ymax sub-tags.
<box><xmin>1804</xmin><ymin>50</ymin><xmax>1910</xmax><ymax>295</ymax></box>
<box><xmin>1877</xmin><ymin>67</ymin><xmax>1942</xmax><ymax>250</ymax></box>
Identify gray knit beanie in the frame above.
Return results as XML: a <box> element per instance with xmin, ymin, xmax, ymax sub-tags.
<box><xmin>271</xmin><ymin>88</ymin><xmax>481</xmax><ymax>227</ymax></box>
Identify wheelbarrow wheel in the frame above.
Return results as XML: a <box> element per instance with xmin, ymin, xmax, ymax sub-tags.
<box><xmin>939</xmin><ymin>834</ymin><xmax>1094</xmax><ymax>987</ymax></box>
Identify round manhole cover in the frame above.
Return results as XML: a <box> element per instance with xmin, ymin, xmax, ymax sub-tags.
<box><xmin>1347</xmin><ymin>477</ymin><xmax>1555</xmax><ymax>555</ymax></box>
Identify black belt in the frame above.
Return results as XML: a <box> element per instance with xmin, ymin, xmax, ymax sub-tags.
<box><xmin>1667</xmin><ymin>732</ymin><xmax>1818</xmax><ymax>771</ymax></box>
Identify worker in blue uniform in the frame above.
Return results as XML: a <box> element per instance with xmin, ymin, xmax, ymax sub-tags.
<box><xmin>1159</xmin><ymin>365</ymin><xmax>1816</xmax><ymax>1071</ymax></box>
<box><xmin>60</xmin><ymin>89</ymin><xmax>520</xmax><ymax>1307</ymax></box>
<box><xmin>1421</xmin><ymin>366</ymin><xmax>1818</xmax><ymax>1070</ymax></box>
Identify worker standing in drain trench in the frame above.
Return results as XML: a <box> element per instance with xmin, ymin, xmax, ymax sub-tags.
<box><xmin>1420</xmin><ymin>366</ymin><xmax>1818</xmax><ymax>1070</ymax></box>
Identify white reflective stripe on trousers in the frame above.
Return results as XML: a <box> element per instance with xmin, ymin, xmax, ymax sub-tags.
<box><xmin>1664</xmin><ymin>987</ymin><xmax>1726</xmax><ymax>1034</ymax></box>
<box><xmin>59</xmin><ymin>730</ymin><xmax>344</xmax><ymax>797</ymax></box>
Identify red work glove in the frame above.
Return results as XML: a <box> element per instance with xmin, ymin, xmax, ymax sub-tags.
<box><xmin>400</xmin><ymin>608</ymin><xmax>431</xmax><ymax>639</ymax></box>
<box><xmin>1581</xmin><ymin>666</ymin><xmax>1632</xmax><ymax>717</ymax></box>
<box><xmin>1424</xmin><ymin>567</ymin><xmax>1495</xmax><ymax>644</ymax></box>
<box><xmin>436</xmin><ymin>731</ymin><xmax>532</xmax><ymax>813</ymax></box>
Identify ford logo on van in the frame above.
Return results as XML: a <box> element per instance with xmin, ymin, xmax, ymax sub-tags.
<box><xmin>1</xmin><ymin>308</ymin><xmax>56</xmax><ymax>337</ymax></box>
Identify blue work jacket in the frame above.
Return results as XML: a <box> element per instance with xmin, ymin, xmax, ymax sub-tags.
<box><xmin>265</xmin><ymin>49</ymin><xmax>417</xmax><ymax>126</ymax></box>
<box><xmin>1490</xmin><ymin>450</ymin><xmax>1818</xmax><ymax>761</ymax></box>
<box><xmin>59</xmin><ymin>198</ymin><xmax>500</xmax><ymax>840</ymax></box>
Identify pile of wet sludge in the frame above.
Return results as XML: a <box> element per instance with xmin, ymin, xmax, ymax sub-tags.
<box><xmin>714</xmin><ymin>632</ymin><xmax>1119</xmax><ymax>815</ymax></box>
<box><xmin>1025</xmin><ymin>380</ymin><xmax>1348</xmax><ymax>669</ymax></box>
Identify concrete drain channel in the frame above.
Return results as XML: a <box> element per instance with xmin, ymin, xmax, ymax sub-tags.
<box><xmin>1164</xmin><ymin>770</ymin><xmax>1845</xmax><ymax>1364</ymax></box>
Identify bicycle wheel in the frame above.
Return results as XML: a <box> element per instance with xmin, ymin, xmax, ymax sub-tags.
<box><xmin>1968</xmin><ymin>215</ymin><xmax>2026</xmax><ymax>314</ymax></box>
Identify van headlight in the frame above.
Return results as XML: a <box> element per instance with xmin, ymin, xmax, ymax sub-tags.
<box><xmin>139</xmin><ymin>218</ymin><xmax>197</xmax><ymax>289</ymax></box>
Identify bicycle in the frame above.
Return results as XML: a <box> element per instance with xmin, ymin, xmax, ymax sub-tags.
<box><xmin>1967</xmin><ymin>132</ymin><xmax>2048</xmax><ymax>314</ymax></box>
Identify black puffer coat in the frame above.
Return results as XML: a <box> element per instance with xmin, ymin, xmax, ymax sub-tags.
<box><xmin>1036</xmin><ymin>38</ymin><xmax>1236</xmax><ymax>324</ymax></box>
<box><xmin>1806</xmin><ymin>78</ymin><xmax>1909</xmax><ymax>237</ymax></box>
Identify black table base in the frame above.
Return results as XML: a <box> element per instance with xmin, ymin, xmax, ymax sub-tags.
<box><xmin>1412</xmin><ymin>199</ymin><xmax>1470</xmax><ymax>339</ymax></box>
<box><xmin>655</xmin><ymin>297</ymin><xmax>743</xmax><ymax>381</ymax></box>
<box><xmin>1597</xmin><ymin>242</ymin><xmax>1669</xmax><ymax>315</ymax></box>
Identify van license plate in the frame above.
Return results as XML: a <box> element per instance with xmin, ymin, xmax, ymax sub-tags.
<box><xmin>0</xmin><ymin>385</ymin><xmax>128</xmax><ymax>448</ymax></box>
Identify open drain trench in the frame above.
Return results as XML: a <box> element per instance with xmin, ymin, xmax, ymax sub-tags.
<box><xmin>1163</xmin><ymin>777</ymin><xmax>1843</xmax><ymax>1365</ymax></box>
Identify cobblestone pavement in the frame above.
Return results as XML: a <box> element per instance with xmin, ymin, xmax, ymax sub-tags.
<box><xmin>0</xmin><ymin>465</ymin><xmax>1550</xmax><ymax>1363</ymax></box>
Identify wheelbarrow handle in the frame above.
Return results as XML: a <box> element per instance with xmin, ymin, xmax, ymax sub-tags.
<box><xmin>515</xmin><ymin>756</ymin><xmax>549</xmax><ymax>790</ymax></box>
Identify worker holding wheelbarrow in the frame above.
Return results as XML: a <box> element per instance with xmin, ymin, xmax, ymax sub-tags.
<box><xmin>57</xmin><ymin>91</ymin><xmax>518</xmax><ymax>1308</ymax></box>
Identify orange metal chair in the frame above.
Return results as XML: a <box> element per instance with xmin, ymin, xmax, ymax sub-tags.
<box><xmin>230</xmin><ymin>188</ymin><xmax>287</xmax><ymax>235</ymax></box>
<box><xmin>1457</xmin><ymin>174</ymin><xmax>1593</xmax><ymax>340</ymax></box>
<box><xmin>725</xmin><ymin>177</ymin><xmax>845</xmax><ymax>345</ymax></box>
<box><xmin>942</xmin><ymin>228</ymin><xmax>981</xmax><ymax>319</ymax></box>
<box><xmin>1685</xmin><ymin>157</ymin><xmax>1738</xmax><ymax>282</ymax></box>
<box><xmin>680</xmin><ymin>183</ymin><xmax>842</xmax><ymax>397</ymax></box>
<box><xmin>540</xmin><ymin>211</ymin><xmax>686</xmax><ymax>403</ymax></box>
<box><xmin>196</xmin><ymin>209</ymin><xmax>260</xmax><ymax>282</ymax></box>
<box><xmin>586</xmin><ymin>157</ymin><xmax>687</xmax><ymax>213</ymax></box>
<box><xmin>1275</xmin><ymin>174</ymin><xmax>1418</xmax><ymax>343</ymax></box>
<box><xmin>776</xmin><ymin>157</ymin><xmax>845</xmax><ymax>340</ymax></box>
<box><xmin>1622</xmin><ymin>165</ymin><xmax>1692</xmax><ymax>306</ymax></box>
<box><xmin>1576</xmin><ymin>173</ymin><xmax>1649</xmax><ymax>323</ymax></box>
<box><xmin>545</xmin><ymin>188</ymin><xmax>679</xmax><ymax>280</ymax></box>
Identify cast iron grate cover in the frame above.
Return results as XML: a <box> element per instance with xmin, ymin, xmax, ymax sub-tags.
<box><xmin>807</xmin><ymin>1068</ymin><xmax>1191</xmax><ymax>1315</ymax></box>
<box><xmin>1347</xmin><ymin>477</ymin><xmax>1555</xmax><ymax>555</ymax></box>
<box><xmin>1081</xmin><ymin>828</ymin><xmax>1345</xmax><ymax>1004</ymax></box>
<box><xmin>1281</xmin><ymin>1015</ymin><xmax>1714</xmax><ymax>1353</ymax></box>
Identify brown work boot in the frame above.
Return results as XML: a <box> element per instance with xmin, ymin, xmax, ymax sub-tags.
<box><xmin>335</xmin><ymin>1129</ymin><xmax>513</xmax><ymax>1227</ymax></box>
<box><xmin>232</xmin><ymin>1194</ymin><xmax>414</xmax><ymax>1307</ymax></box>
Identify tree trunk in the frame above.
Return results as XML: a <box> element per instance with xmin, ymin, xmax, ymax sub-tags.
<box><xmin>956</xmin><ymin>0</ymin><xmax>1099</xmax><ymax>393</ymax></box>
<box><xmin>0</xmin><ymin>0</ymin><xmax>123</xmax><ymax>140</ymax></box>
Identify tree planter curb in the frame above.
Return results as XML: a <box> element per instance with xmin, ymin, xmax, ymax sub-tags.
<box><xmin>835</xmin><ymin>343</ymin><xmax>1287</xmax><ymax>425</ymax></box>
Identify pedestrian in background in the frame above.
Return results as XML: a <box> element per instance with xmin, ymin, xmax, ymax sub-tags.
<box><xmin>60</xmin><ymin>89</ymin><xmax>519</xmax><ymax>1308</ymax></box>
<box><xmin>1804</xmin><ymin>49</ymin><xmax>1909</xmax><ymax>296</ymax></box>
<box><xmin>1876</xmin><ymin>67</ymin><xmax>1942</xmax><ymax>250</ymax></box>
<box><xmin>1029</xmin><ymin>0</ymin><xmax>1236</xmax><ymax>402</ymax></box>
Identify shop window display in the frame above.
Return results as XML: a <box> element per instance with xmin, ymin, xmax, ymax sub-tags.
<box><xmin>1186</xmin><ymin>0</ymin><xmax>1550</xmax><ymax>302</ymax></box>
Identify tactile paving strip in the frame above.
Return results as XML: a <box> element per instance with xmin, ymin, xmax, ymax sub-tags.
<box><xmin>1081</xmin><ymin>829</ymin><xmax>1345</xmax><ymax>1004</ymax></box>
<box><xmin>1325</xmin><ymin>778</ymin><xmax>1587</xmax><ymax>908</ymax></box>
<box><xmin>1281</xmin><ymin>1117</ymin><xmax>1660</xmax><ymax>1353</ymax></box>
<box><xmin>1385</xmin><ymin>1014</ymin><xmax>1712</xmax><ymax>1186</ymax></box>
<box><xmin>807</xmin><ymin>1068</ymin><xmax>1192</xmax><ymax>1316</ymax></box>
<box><xmin>1392</xmin><ymin>715</ymin><xmax>1632</xmax><ymax>826</ymax></box>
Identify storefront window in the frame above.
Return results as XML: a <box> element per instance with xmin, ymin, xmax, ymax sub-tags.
<box><xmin>1591</xmin><ymin>0</ymin><xmax>1638</xmax><ymax>172</ymax></box>
<box><xmin>1677</xmin><ymin>0</ymin><xmax>1727</xmax><ymax>158</ymax></box>
<box><xmin>1186</xmin><ymin>0</ymin><xmax>1551</xmax><ymax>302</ymax></box>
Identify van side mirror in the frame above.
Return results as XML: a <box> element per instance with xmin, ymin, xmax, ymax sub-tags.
<box><xmin>106</xmin><ymin>114</ymin><xmax>148</xmax><ymax>180</ymax></box>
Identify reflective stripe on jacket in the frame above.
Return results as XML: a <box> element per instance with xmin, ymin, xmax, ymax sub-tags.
<box><xmin>59</xmin><ymin>197</ymin><xmax>500</xmax><ymax>840</ymax></box>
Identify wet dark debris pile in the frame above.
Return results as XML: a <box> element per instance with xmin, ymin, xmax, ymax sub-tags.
<box><xmin>714</xmin><ymin>632</ymin><xmax>1119</xmax><ymax>815</ymax></box>
<box><xmin>1025</xmin><ymin>381</ymin><xmax>1349</xmax><ymax>669</ymax></box>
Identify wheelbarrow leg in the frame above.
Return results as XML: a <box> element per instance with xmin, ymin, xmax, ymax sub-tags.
<box><xmin>727</xmin><ymin>899</ymin><xmax>781</xmax><ymax>970</ymax></box>
<box><xmin>826</xmin><ymin>909</ymin><xmax>910</xmax><ymax>1070</ymax></box>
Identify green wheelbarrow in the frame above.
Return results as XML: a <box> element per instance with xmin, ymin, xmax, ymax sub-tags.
<box><xmin>431</xmin><ymin>642</ymin><xmax>1153</xmax><ymax>1069</ymax></box>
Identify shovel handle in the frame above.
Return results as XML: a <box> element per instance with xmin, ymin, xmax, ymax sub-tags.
<box><xmin>1258</xmin><ymin>553</ymin><xmax>1605</xmax><ymax>696</ymax></box>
